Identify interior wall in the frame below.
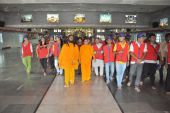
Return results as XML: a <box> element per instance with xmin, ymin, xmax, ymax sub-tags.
<box><xmin>4</xmin><ymin>11</ymin><xmax>151</xmax><ymax>28</ymax></box>
<box><xmin>151</xmin><ymin>7</ymin><xmax>170</xmax><ymax>28</ymax></box>
<box><xmin>0</xmin><ymin>12</ymin><xmax>4</xmax><ymax>21</ymax></box>
<box><xmin>2</xmin><ymin>32</ymin><xmax>21</xmax><ymax>48</ymax></box>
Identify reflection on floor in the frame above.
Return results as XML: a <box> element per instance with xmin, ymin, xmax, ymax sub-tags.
<box><xmin>1</xmin><ymin>48</ymin><xmax>170</xmax><ymax>113</ymax></box>
<box><xmin>0</xmin><ymin>49</ymin><xmax>55</xmax><ymax>113</ymax></box>
<box><xmin>108</xmin><ymin>75</ymin><xmax>170</xmax><ymax>113</ymax></box>
<box><xmin>36</xmin><ymin>75</ymin><xmax>122</xmax><ymax>113</ymax></box>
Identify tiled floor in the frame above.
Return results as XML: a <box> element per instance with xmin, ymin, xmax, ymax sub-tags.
<box><xmin>36</xmin><ymin>75</ymin><xmax>122</xmax><ymax>113</ymax></box>
<box><xmin>0</xmin><ymin>49</ymin><xmax>55</xmax><ymax>113</ymax></box>
<box><xmin>108</xmin><ymin>75</ymin><xmax>170</xmax><ymax>113</ymax></box>
<box><xmin>1</xmin><ymin>48</ymin><xmax>170</xmax><ymax>113</ymax></box>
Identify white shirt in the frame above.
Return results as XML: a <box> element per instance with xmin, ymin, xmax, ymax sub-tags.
<box><xmin>130</xmin><ymin>41</ymin><xmax>147</xmax><ymax>64</ymax></box>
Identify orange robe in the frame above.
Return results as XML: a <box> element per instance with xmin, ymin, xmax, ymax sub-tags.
<box><xmin>59</xmin><ymin>43</ymin><xmax>79</xmax><ymax>86</ymax></box>
<box><xmin>80</xmin><ymin>44</ymin><xmax>94</xmax><ymax>82</ymax></box>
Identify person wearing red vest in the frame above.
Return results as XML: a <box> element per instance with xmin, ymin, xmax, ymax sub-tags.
<box><xmin>21</xmin><ymin>35</ymin><xmax>33</xmax><ymax>75</ymax></box>
<box><xmin>127</xmin><ymin>32</ymin><xmax>147</xmax><ymax>92</ymax></box>
<box><xmin>52</xmin><ymin>36</ymin><xmax>63</xmax><ymax>75</ymax></box>
<box><xmin>103</xmin><ymin>36</ymin><xmax>115</xmax><ymax>84</ymax></box>
<box><xmin>140</xmin><ymin>33</ymin><xmax>160</xmax><ymax>89</ymax></box>
<box><xmin>93</xmin><ymin>38</ymin><xmax>104</xmax><ymax>76</ymax></box>
<box><xmin>114</xmin><ymin>32</ymin><xmax>129</xmax><ymax>89</ymax></box>
<box><xmin>165</xmin><ymin>33</ymin><xmax>170</xmax><ymax>95</ymax></box>
<box><xmin>36</xmin><ymin>37</ymin><xmax>49</xmax><ymax>76</ymax></box>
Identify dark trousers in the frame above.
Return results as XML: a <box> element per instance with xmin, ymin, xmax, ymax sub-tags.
<box><xmin>141</xmin><ymin>63</ymin><xmax>157</xmax><ymax>86</ymax></box>
<box><xmin>159</xmin><ymin>58</ymin><xmax>166</xmax><ymax>83</ymax></box>
<box><xmin>40</xmin><ymin>58</ymin><xmax>47</xmax><ymax>72</ymax></box>
<box><xmin>159</xmin><ymin>64</ymin><xmax>164</xmax><ymax>83</ymax></box>
<box><xmin>49</xmin><ymin>55</ymin><xmax>55</xmax><ymax>69</ymax></box>
<box><xmin>165</xmin><ymin>65</ymin><xmax>170</xmax><ymax>92</ymax></box>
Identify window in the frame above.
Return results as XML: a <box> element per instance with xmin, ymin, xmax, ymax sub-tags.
<box><xmin>0</xmin><ymin>33</ymin><xmax>3</xmax><ymax>43</ymax></box>
<box><xmin>156</xmin><ymin>33</ymin><xmax>162</xmax><ymax>43</ymax></box>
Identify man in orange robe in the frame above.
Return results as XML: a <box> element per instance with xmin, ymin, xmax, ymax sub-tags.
<box><xmin>59</xmin><ymin>35</ymin><xmax>79</xmax><ymax>87</ymax></box>
<box><xmin>80</xmin><ymin>38</ymin><xmax>94</xmax><ymax>82</ymax></box>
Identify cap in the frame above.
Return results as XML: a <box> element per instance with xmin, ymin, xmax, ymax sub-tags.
<box><xmin>106</xmin><ymin>36</ymin><xmax>112</xmax><ymax>40</ymax></box>
<box><xmin>126</xmin><ymin>34</ymin><xmax>131</xmax><ymax>38</ymax></box>
<box><xmin>118</xmin><ymin>32</ymin><xmax>126</xmax><ymax>37</ymax></box>
<box><xmin>137</xmin><ymin>32</ymin><xmax>145</xmax><ymax>38</ymax></box>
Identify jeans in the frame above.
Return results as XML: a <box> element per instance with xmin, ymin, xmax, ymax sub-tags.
<box><xmin>105</xmin><ymin>62</ymin><xmax>114</xmax><ymax>83</ymax></box>
<box><xmin>93</xmin><ymin>59</ymin><xmax>104</xmax><ymax>76</ymax></box>
<box><xmin>54</xmin><ymin>58</ymin><xmax>63</xmax><ymax>75</ymax></box>
<box><xmin>116</xmin><ymin>63</ymin><xmax>126</xmax><ymax>87</ymax></box>
<box><xmin>129</xmin><ymin>63</ymin><xmax>144</xmax><ymax>87</ymax></box>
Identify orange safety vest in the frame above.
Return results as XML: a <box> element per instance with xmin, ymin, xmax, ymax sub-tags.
<box><xmin>115</xmin><ymin>42</ymin><xmax>129</xmax><ymax>62</ymax></box>
<box><xmin>22</xmin><ymin>42</ymin><xmax>32</xmax><ymax>57</ymax></box>
<box><xmin>145</xmin><ymin>42</ymin><xmax>160</xmax><ymax>61</ymax></box>
<box><xmin>131</xmin><ymin>41</ymin><xmax>145</xmax><ymax>62</ymax></box>
<box><xmin>37</xmin><ymin>45</ymin><xmax>48</xmax><ymax>59</ymax></box>
<box><xmin>93</xmin><ymin>44</ymin><xmax>104</xmax><ymax>60</ymax></box>
<box><xmin>103</xmin><ymin>44</ymin><xmax>115</xmax><ymax>63</ymax></box>
<box><xmin>52</xmin><ymin>42</ymin><xmax>60</xmax><ymax>57</ymax></box>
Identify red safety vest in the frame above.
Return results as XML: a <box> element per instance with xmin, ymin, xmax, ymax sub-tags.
<box><xmin>22</xmin><ymin>42</ymin><xmax>32</xmax><ymax>57</ymax></box>
<box><xmin>168</xmin><ymin>42</ymin><xmax>170</xmax><ymax>63</ymax></box>
<box><xmin>115</xmin><ymin>42</ymin><xmax>129</xmax><ymax>62</ymax></box>
<box><xmin>37</xmin><ymin>45</ymin><xmax>48</xmax><ymax>59</ymax></box>
<box><xmin>93</xmin><ymin>43</ymin><xmax>104</xmax><ymax>60</ymax></box>
<box><xmin>145</xmin><ymin>42</ymin><xmax>160</xmax><ymax>61</ymax></box>
<box><xmin>103</xmin><ymin>44</ymin><xmax>115</xmax><ymax>63</ymax></box>
<box><xmin>52</xmin><ymin>42</ymin><xmax>60</xmax><ymax>57</ymax></box>
<box><xmin>131</xmin><ymin>41</ymin><xmax>145</xmax><ymax>62</ymax></box>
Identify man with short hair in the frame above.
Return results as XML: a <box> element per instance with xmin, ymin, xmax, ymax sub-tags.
<box><xmin>127</xmin><ymin>32</ymin><xmax>147</xmax><ymax>92</ymax></box>
<box><xmin>93</xmin><ymin>38</ymin><xmax>104</xmax><ymax>76</ymax></box>
<box><xmin>140</xmin><ymin>33</ymin><xmax>160</xmax><ymax>90</ymax></box>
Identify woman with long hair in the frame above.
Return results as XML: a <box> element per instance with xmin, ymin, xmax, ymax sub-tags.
<box><xmin>52</xmin><ymin>36</ymin><xmax>63</xmax><ymax>75</ymax></box>
<box><xmin>21</xmin><ymin>35</ymin><xmax>33</xmax><ymax>75</ymax></box>
<box><xmin>59</xmin><ymin>35</ymin><xmax>79</xmax><ymax>87</ymax></box>
<box><xmin>36</xmin><ymin>37</ymin><xmax>49</xmax><ymax>76</ymax></box>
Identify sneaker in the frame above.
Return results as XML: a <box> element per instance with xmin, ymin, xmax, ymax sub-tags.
<box><xmin>127</xmin><ymin>82</ymin><xmax>131</xmax><ymax>87</ymax></box>
<box><xmin>135</xmin><ymin>87</ymin><xmax>141</xmax><ymax>93</ymax></box>
<box><xmin>64</xmin><ymin>85</ymin><xmax>69</xmax><ymax>87</ymax></box>
<box><xmin>151</xmin><ymin>86</ymin><xmax>156</xmax><ymax>90</ymax></box>
<box><xmin>44</xmin><ymin>72</ymin><xmax>47</xmax><ymax>76</ymax></box>
<box><xmin>140</xmin><ymin>81</ymin><xmax>143</xmax><ymax>86</ymax></box>
<box><xmin>166</xmin><ymin>91</ymin><xmax>170</xmax><ymax>95</ymax></box>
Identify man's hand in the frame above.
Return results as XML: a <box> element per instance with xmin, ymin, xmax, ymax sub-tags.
<box><xmin>136</xmin><ymin>59</ymin><xmax>142</xmax><ymax>64</ymax></box>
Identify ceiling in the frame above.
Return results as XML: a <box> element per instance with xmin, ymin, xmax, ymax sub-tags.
<box><xmin>0</xmin><ymin>4</ymin><xmax>169</xmax><ymax>13</ymax></box>
<box><xmin>0</xmin><ymin>0</ymin><xmax>170</xmax><ymax>5</ymax></box>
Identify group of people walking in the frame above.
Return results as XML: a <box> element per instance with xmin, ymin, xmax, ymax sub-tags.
<box><xmin>21</xmin><ymin>32</ymin><xmax>170</xmax><ymax>94</ymax></box>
